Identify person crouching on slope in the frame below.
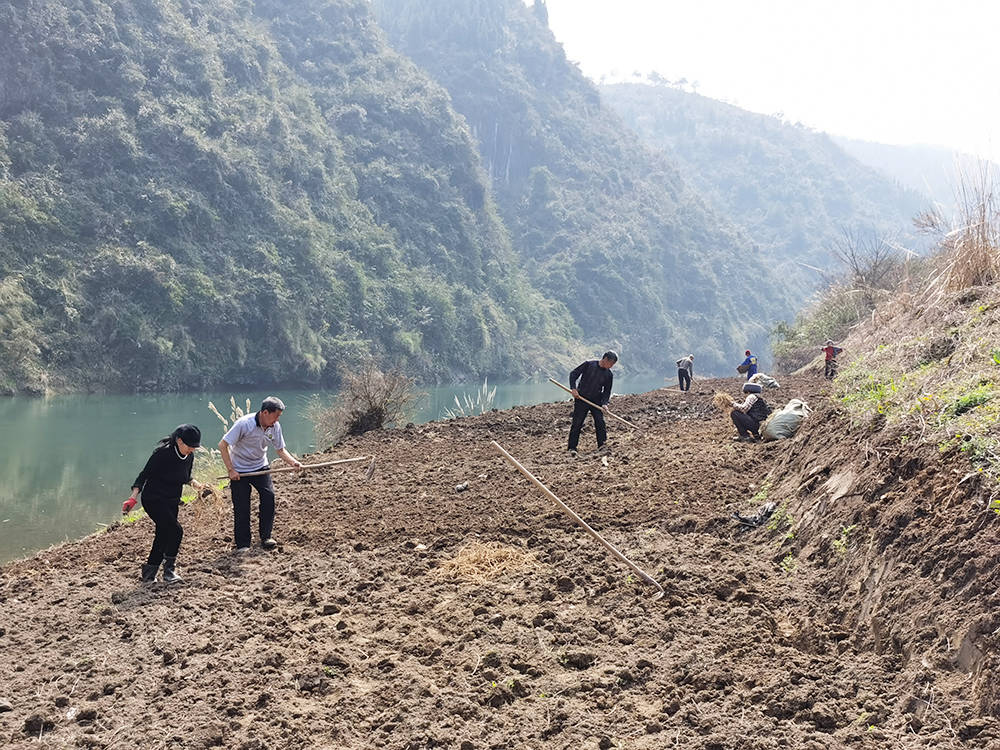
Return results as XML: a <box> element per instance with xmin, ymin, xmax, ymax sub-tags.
<box><xmin>729</xmin><ymin>383</ymin><xmax>771</xmax><ymax>443</ymax></box>
<box><xmin>123</xmin><ymin>424</ymin><xmax>204</xmax><ymax>583</ymax></box>
<box><xmin>567</xmin><ymin>350</ymin><xmax>618</xmax><ymax>454</ymax></box>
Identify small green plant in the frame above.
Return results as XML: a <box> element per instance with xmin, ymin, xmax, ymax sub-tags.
<box><xmin>780</xmin><ymin>553</ymin><xmax>797</xmax><ymax>575</ymax></box>
<box><xmin>990</xmin><ymin>348</ymin><xmax>1000</xmax><ymax>365</ymax></box>
<box><xmin>767</xmin><ymin>501</ymin><xmax>794</xmax><ymax>540</ymax></box>
<box><xmin>832</xmin><ymin>524</ymin><xmax>856</xmax><ymax>556</ymax></box>
<box><xmin>949</xmin><ymin>383</ymin><xmax>994</xmax><ymax>416</ymax></box>
<box><xmin>751</xmin><ymin>479</ymin><xmax>772</xmax><ymax>505</ymax></box>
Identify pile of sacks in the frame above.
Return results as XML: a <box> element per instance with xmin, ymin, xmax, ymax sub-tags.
<box><xmin>761</xmin><ymin>398</ymin><xmax>811</xmax><ymax>441</ymax></box>
<box><xmin>748</xmin><ymin>372</ymin><xmax>780</xmax><ymax>389</ymax></box>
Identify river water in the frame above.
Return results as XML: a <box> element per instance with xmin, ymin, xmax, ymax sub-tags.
<box><xmin>0</xmin><ymin>377</ymin><xmax>667</xmax><ymax>563</ymax></box>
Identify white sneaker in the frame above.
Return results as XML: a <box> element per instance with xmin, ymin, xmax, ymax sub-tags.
<box><xmin>235</xmin><ymin>546</ymin><xmax>251</xmax><ymax>553</ymax></box>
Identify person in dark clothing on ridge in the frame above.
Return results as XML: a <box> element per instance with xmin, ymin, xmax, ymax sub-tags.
<box><xmin>729</xmin><ymin>383</ymin><xmax>771</xmax><ymax>443</ymax></box>
<box><xmin>676</xmin><ymin>354</ymin><xmax>694</xmax><ymax>391</ymax></box>
<box><xmin>567</xmin><ymin>351</ymin><xmax>618</xmax><ymax>454</ymax></box>
<box><xmin>123</xmin><ymin>424</ymin><xmax>204</xmax><ymax>583</ymax></box>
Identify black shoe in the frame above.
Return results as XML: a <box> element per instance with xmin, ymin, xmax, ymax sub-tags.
<box><xmin>262</xmin><ymin>538</ymin><xmax>278</xmax><ymax>550</ymax></box>
<box><xmin>141</xmin><ymin>563</ymin><xmax>159</xmax><ymax>583</ymax></box>
<box><xmin>161</xmin><ymin>556</ymin><xmax>183</xmax><ymax>583</ymax></box>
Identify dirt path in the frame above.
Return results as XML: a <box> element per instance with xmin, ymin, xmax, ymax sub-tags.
<box><xmin>0</xmin><ymin>377</ymin><xmax>993</xmax><ymax>748</ymax></box>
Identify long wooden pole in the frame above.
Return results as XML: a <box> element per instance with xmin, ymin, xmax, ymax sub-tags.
<box><xmin>216</xmin><ymin>456</ymin><xmax>370</xmax><ymax>480</ymax></box>
<box><xmin>491</xmin><ymin>440</ymin><xmax>664</xmax><ymax>600</ymax></box>
<box><xmin>547</xmin><ymin>378</ymin><xmax>640</xmax><ymax>430</ymax></box>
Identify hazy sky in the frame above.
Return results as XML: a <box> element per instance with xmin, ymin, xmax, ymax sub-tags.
<box><xmin>539</xmin><ymin>0</ymin><xmax>1000</xmax><ymax>163</ymax></box>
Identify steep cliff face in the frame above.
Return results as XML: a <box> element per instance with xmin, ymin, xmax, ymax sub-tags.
<box><xmin>374</xmin><ymin>0</ymin><xmax>799</xmax><ymax>374</ymax></box>
<box><xmin>0</xmin><ymin>0</ymin><xmax>578</xmax><ymax>394</ymax></box>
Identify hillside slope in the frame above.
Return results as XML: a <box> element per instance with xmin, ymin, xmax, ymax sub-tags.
<box><xmin>0</xmin><ymin>0</ymin><xmax>579</xmax><ymax>394</ymax></box>
<box><xmin>601</xmin><ymin>83</ymin><xmax>930</xmax><ymax>297</ymax></box>
<box><xmin>373</xmin><ymin>0</ymin><xmax>798</xmax><ymax>374</ymax></box>
<box><xmin>1</xmin><ymin>374</ymin><xmax>995</xmax><ymax>748</ymax></box>
<box><xmin>832</xmin><ymin>135</ymin><xmax>996</xmax><ymax>219</ymax></box>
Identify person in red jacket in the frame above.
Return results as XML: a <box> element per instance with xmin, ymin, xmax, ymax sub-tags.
<box><xmin>123</xmin><ymin>424</ymin><xmax>204</xmax><ymax>583</ymax></box>
<box><xmin>821</xmin><ymin>340</ymin><xmax>843</xmax><ymax>379</ymax></box>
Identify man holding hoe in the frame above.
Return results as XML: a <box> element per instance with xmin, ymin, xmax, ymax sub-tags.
<box><xmin>567</xmin><ymin>351</ymin><xmax>618</xmax><ymax>455</ymax></box>
<box><xmin>219</xmin><ymin>396</ymin><xmax>303</xmax><ymax>552</ymax></box>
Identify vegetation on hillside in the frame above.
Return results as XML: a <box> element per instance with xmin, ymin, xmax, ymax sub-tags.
<box><xmin>601</xmin><ymin>82</ymin><xmax>929</xmax><ymax>299</ymax></box>
<box><xmin>0</xmin><ymin>0</ymin><xmax>580</xmax><ymax>394</ymax></box>
<box><xmin>778</xmin><ymin>164</ymin><xmax>1000</xmax><ymax>492</ymax></box>
<box><xmin>373</xmin><ymin>0</ymin><xmax>799</xmax><ymax>374</ymax></box>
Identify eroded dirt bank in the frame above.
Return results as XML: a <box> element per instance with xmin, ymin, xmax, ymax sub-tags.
<box><xmin>1</xmin><ymin>376</ymin><xmax>997</xmax><ymax>749</ymax></box>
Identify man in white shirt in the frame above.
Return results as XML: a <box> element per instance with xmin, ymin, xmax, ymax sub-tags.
<box><xmin>219</xmin><ymin>396</ymin><xmax>303</xmax><ymax>551</ymax></box>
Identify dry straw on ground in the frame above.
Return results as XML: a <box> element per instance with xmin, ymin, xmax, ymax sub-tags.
<box><xmin>713</xmin><ymin>392</ymin><xmax>735</xmax><ymax>412</ymax></box>
<box><xmin>438</xmin><ymin>541</ymin><xmax>538</xmax><ymax>583</ymax></box>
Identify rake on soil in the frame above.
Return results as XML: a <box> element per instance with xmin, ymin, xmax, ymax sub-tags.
<box><xmin>547</xmin><ymin>378</ymin><xmax>641</xmax><ymax>430</ymax></box>
<box><xmin>215</xmin><ymin>455</ymin><xmax>376</xmax><ymax>481</ymax></box>
<box><xmin>491</xmin><ymin>440</ymin><xmax>664</xmax><ymax>601</ymax></box>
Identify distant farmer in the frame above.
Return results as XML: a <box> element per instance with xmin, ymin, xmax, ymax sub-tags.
<box><xmin>821</xmin><ymin>340</ymin><xmax>843</xmax><ymax>379</ymax></box>
<box><xmin>730</xmin><ymin>383</ymin><xmax>771</xmax><ymax>443</ymax></box>
<box><xmin>567</xmin><ymin>351</ymin><xmax>618</xmax><ymax>454</ymax></box>
<box><xmin>124</xmin><ymin>424</ymin><xmax>204</xmax><ymax>583</ymax></box>
<box><xmin>219</xmin><ymin>396</ymin><xmax>303</xmax><ymax>552</ymax></box>
<box><xmin>676</xmin><ymin>354</ymin><xmax>694</xmax><ymax>391</ymax></box>
<box><xmin>737</xmin><ymin>350</ymin><xmax>758</xmax><ymax>380</ymax></box>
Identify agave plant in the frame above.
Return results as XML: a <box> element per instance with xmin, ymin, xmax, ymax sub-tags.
<box><xmin>443</xmin><ymin>378</ymin><xmax>498</xmax><ymax>419</ymax></box>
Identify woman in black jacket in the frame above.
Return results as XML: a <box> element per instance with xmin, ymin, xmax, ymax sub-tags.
<box><xmin>123</xmin><ymin>424</ymin><xmax>203</xmax><ymax>583</ymax></box>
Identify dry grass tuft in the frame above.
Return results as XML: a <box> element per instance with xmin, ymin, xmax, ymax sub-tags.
<box><xmin>438</xmin><ymin>541</ymin><xmax>538</xmax><ymax>583</ymax></box>
<box><xmin>920</xmin><ymin>162</ymin><xmax>1000</xmax><ymax>301</ymax></box>
<box><xmin>713</xmin><ymin>392</ymin><xmax>735</xmax><ymax>412</ymax></box>
<box><xmin>191</xmin><ymin>484</ymin><xmax>226</xmax><ymax>526</ymax></box>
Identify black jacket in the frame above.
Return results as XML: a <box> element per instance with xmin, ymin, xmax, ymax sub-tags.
<box><xmin>569</xmin><ymin>360</ymin><xmax>614</xmax><ymax>405</ymax></box>
<box><xmin>131</xmin><ymin>443</ymin><xmax>194</xmax><ymax>505</ymax></box>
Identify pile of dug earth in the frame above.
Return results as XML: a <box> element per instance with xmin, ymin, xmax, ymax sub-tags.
<box><xmin>2</xmin><ymin>376</ymin><xmax>996</xmax><ymax>748</ymax></box>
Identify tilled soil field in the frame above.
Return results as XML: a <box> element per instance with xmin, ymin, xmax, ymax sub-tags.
<box><xmin>2</xmin><ymin>376</ymin><xmax>998</xmax><ymax>749</ymax></box>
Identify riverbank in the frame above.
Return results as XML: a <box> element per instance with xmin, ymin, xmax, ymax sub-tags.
<box><xmin>0</xmin><ymin>377</ymin><xmax>669</xmax><ymax>564</ymax></box>
<box><xmin>2</xmin><ymin>376</ymin><xmax>995</xmax><ymax>748</ymax></box>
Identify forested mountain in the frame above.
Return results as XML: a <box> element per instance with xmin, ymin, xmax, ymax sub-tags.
<box><xmin>601</xmin><ymin>83</ymin><xmax>930</xmax><ymax>295</ymax></box>
<box><xmin>0</xmin><ymin>0</ymin><xmax>580</xmax><ymax>394</ymax></box>
<box><xmin>373</xmin><ymin>0</ymin><xmax>798</xmax><ymax>375</ymax></box>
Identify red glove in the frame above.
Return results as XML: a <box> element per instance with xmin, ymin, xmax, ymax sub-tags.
<box><xmin>122</xmin><ymin>497</ymin><xmax>137</xmax><ymax>514</ymax></box>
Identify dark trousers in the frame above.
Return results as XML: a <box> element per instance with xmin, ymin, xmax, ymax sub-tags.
<box><xmin>231</xmin><ymin>470</ymin><xmax>275</xmax><ymax>548</ymax></box>
<box><xmin>731</xmin><ymin>410</ymin><xmax>761</xmax><ymax>438</ymax></box>
<box><xmin>678</xmin><ymin>368</ymin><xmax>691</xmax><ymax>391</ymax></box>
<box><xmin>568</xmin><ymin>399</ymin><xmax>607</xmax><ymax>450</ymax></box>
<box><xmin>824</xmin><ymin>359</ymin><xmax>837</xmax><ymax>379</ymax></box>
<box><xmin>144</xmin><ymin>497</ymin><xmax>183</xmax><ymax>565</ymax></box>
